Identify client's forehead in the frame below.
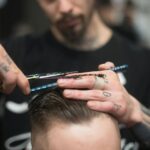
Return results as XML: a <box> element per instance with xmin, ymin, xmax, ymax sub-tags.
<box><xmin>32</xmin><ymin>115</ymin><xmax>120</xmax><ymax>150</ymax></box>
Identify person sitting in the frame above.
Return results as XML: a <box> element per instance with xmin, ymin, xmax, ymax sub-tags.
<box><xmin>29</xmin><ymin>89</ymin><xmax>121</xmax><ymax>150</ymax></box>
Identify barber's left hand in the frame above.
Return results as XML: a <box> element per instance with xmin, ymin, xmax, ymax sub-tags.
<box><xmin>57</xmin><ymin>62</ymin><xmax>143</xmax><ymax>127</ymax></box>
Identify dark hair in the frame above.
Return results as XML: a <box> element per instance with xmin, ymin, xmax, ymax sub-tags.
<box><xmin>29</xmin><ymin>89</ymin><xmax>101</xmax><ymax>130</ymax></box>
<box><xmin>126</xmin><ymin>0</ymin><xmax>135</xmax><ymax>9</ymax></box>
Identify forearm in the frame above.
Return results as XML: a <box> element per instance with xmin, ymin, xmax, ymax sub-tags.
<box><xmin>130</xmin><ymin>105</ymin><xmax>150</xmax><ymax>147</ymax></box>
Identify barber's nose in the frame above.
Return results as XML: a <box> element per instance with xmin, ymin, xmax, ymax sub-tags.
<box><xmin>58</xmin><ymin>0</ymin><xmax>73</xmax><ymax>14</ymax></box>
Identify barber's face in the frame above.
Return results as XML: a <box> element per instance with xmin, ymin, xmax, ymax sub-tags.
<box><xmin>37</xmin><ymin>0</ymin><xmax>96</xmax><ymax>41</ymax></box>
<box><xmin>32</xmin><ymin>116</ymin><xmax>121</xmax><ymax>150</ymax></box>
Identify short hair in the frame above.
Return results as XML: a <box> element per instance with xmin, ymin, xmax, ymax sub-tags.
<box><xmin>29</xmin><ymin>89</ymin><xmax>102</xmax><ymax>130</ymax></box>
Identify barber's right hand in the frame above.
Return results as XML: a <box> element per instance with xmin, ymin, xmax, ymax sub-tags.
<box><xmin>0</xmin><ymin>44</ymin><xmax>30</xmax><ymax>95</ymax></box>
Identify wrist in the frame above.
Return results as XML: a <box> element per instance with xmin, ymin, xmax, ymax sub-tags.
<box><xmin>126</xmin><ymin>95</ymin><xmax>143</xmax><ymax>127</ymax></box>
<box><xmin>122</xmin><ymin>95</ymin><xmax>150</xmax><ymax>147</ymax></box>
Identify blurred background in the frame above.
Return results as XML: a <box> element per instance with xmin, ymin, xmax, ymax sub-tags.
<box><xmin>1</xmin><ymin>0</ymin><xmax>150</xmax><ymax>48</ymax></box>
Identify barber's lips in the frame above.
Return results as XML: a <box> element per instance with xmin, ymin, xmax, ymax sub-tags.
<box><xmin>60</xmin><ymin>18</ymin><xmax>80</xmax><ymax>29</ymax></box>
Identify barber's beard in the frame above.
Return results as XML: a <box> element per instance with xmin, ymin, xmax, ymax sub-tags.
<box><xmin>55</xmin><ymin>14</ymin><xmax>88</xmax><ymax>43</ymax></box>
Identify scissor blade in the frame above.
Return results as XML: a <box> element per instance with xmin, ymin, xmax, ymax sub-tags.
<box><xmin>30</xmin><ymin>82</ymin><xmax>58</xmax><ymax>92</ymax></box>
<box><xmin>27</xmin><ymin>74</ymin><xmax>40</xmax><ymax>80</ymax></box>
<box><xmin>27</xmin><ymin>71</ymin><xmax>78</xmax><ymax>80</ymax></box>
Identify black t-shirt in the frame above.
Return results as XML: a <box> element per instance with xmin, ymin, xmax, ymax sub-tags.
<box><xmin>1</xmin><ymin>31</ymin><xmax>150</xmax><ymax>150</ymax></box>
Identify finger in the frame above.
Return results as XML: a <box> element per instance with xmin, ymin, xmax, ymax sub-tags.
<box><xmin>58</xmin><ymin>75</ymin><xmax>106</xmax><ymax>90</ymax></box>
<box><xmin>1</xmin><ymin>75</ymin><xmax>17</xmax><ymax>94</ymax></box>
<box><xmin>63</xmin><ymin>89</ymin><xmax>111</xmax><ymax>101</ymax></box>
<box><xmin>0</xmin><ymin>72</ymin><xmax>30</xmax><ymax>95</ymax></box>
<box><xmin>0</xmin><ymin>45</ymin><xmax>30</xmax><ymax>94</ymax></box>
<box><xmin>0</xmin><ymin>64</ymin><xmax>30</xmax><ymax>94</ymax></box>
<box><xmin>93</xmin><ymin>76</ymin><xmax>106</xmax><ymax>90</ymax></box>
<box><xmin>17</xmin><ymin>72</ymin><xmax>30</xmax><ymax>95</ymax></box>
<box><xmin>58</xmin><ymin>76</ymin><xmax>95</xmax><ymax>89</ymax></box>
<box><xmin>10</xmin><ymin>61</ymin><xmax>30</xmax><ymax>95</ymax></box>
<box><xmin>87</xmin><ymin>101</ymin><xmax>122</xmax><ymax>115</ymax></box>
<box><xmin>98</xmin><ymin>62</ymin><xmax>115</xmax><ymax>70</ymax></box>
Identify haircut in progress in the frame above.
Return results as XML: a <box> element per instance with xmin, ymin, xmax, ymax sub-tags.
<box><xmin>29</xmin><ymin>89</ymin><xmax>121</xmax><ymax>150</ymax></box>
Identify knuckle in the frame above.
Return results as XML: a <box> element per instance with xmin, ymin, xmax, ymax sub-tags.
<box><xmin>64</xmin><ymin>78</ymin><xmax>78</xmax><ymax>87</ymax></box>
<box><xmin>90</xmin><ymin>90</ymin><xmax>102</xmax><ymax>100</ymax></box>
<box><xmin>86</xmin><ymin>77</ymin><xmax>95</xmax><ymax>88</ymax></box>
<box><xmin>108</xmin><ymin>70</ymin><xmax>117</xmax><ymax>77</ymax></box>
<box><xmin>107</xmin><ymin>103</ymin><xmax>114</xmax><ymax>111</ymax></box>
<box><xmin>75</xmin><ymin>90</ymin><xmax>83</xmax><ymax>98</ymax></box>
<box><xmin>121</xmin><ymin>103</ymin><xmax>127</xmax><ymax>114</ymax></box>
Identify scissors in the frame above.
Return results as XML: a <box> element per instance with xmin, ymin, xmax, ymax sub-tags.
<box><xmin>27</xmin><ymin>71</ymin><xmax>78</xmax><ymax>92</ymax></box>
<box><xmin>27</xmin><ymin>64</ymin><xmax>128</xmax><ymax>92</ymax></box>
<box><xmin>27</xmin><ymin>71</ymin><xmax>78</xmax><ymax>80</ymax></box>
<box><xmin>27</xmin><ymin>70</ymin><xmax>108</xmax><ymax>92</ymax></box>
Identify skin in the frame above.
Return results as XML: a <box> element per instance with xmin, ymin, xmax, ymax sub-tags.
<box><xmin>32</xmin><ymin>115</ymin><xmax>121</xmax><ymax>150</ymax></box>
<box><xmin>0</xmin><ymin>45</ymin><xmax>30</xmax><ymax>94</ymax></box>
<box><xmin>57</xmin><ymin>62</ymin><xmax>150</xmax><ymax>128</ymax></box>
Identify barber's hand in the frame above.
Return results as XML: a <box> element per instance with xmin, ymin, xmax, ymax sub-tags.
<box><xmin>0</xmin><ymin>44</ymin><xmax>30</xmax><ymax>95</ymax></box>
<box><xmin>57</xmin><ymin>62</ymin><xmax>143</xmax><ymax>127</ymax></box>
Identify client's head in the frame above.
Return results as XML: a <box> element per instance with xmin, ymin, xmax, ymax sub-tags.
<box><xmin>29</xmin><ymin>89</ymin><xmax>121</xmax><ymax>150</ymax></box>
